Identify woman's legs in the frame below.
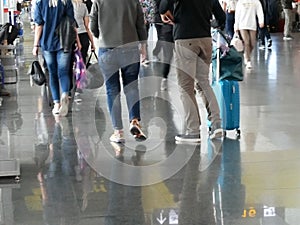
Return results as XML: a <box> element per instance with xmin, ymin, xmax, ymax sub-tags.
<box><xmin>240</xmin><ymin>29</ymin><xmax>256</xmax><ymax>65</ymax></box>
<box><xmin>79</xmin><ymin>32</ymin><xmax>90</xmax><ymax>64</ymax></box>
<box><xmin>43</xmin><ymin>50</ymin><xmax>71</xmax><ymax>115</ymax></box>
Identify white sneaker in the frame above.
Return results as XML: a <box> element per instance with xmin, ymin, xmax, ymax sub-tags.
<box><xmin>52</xmin><ymin>103</ymin><xmax>60</xmax><ymax>116</ymax></box>
<box><xmin>59</xmin><ymin>93</ymin><xmax>69</xmax><ymax>116</ymax></box>
<box><xmin>246</xmin><ymin>61</ymin><xmax>252</xmax><ymax>69</ymax></box>
<box><xmin>283</xmin><ymin>36</ymin><xmax>293</xmax><ymax>41</ymax></box>
<box><xmin>175</xmin><ymin>134</ymin><xmax>201</xmax><ymax>143</ymax></box>
<box><xmin>160</xmin><ymin>78</ymin><xmax>168</xmax><ymax>91</ymax></box>
<box><xmin>110</xmin><ymin>130</ymin><xmax>125</xmax><ymax>143</ymax></box>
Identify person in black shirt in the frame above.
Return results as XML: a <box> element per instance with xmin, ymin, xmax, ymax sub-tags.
<box><xmin>160</xmin><ymin>0</ymin><xmax>225</xmax><ymax>143</ymax></box>
<box><xmin>152</xmin><ymin>0</ymin><xmax>174</xmax><ymax>90</ymax></box>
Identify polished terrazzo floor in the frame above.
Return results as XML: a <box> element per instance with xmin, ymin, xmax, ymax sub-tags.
<box><xmin>0</xmin><ymin>14</ymin><xmax>300</xmax><ymax>225</ymax></box>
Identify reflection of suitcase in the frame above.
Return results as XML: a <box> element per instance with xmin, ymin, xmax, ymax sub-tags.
<box><xmin>211</xmin><ymin>30</ymin><xmax>241</xmax><ymax>137</ymax></box>
<box><xmin>213</xmin><ymin>138</ymin><xmax>245</xmax><ymax>222</ymax></box>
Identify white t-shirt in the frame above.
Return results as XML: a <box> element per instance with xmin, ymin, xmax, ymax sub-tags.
<box><xmin>73</xmin><ymin>2</ymin><xmax>89</xmax><ymax>34</ymax></box>
<box><xmin>224</xmin><ymin>0</ymin><xmax>239</xmax><ymax>11</ymax></box>
<box><xmin>234</xmin><ymin>0</ymin><xmax>264</xmax><ymax>31</ymax></box>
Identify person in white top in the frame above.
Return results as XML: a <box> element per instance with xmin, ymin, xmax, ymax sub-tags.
<box><xmin>234</xmin><ymin>0</ymin><xmax>264</xmax><ymax>69</ymax></box>
<box><xmin>72</xmin><ymin>0</ymin><xmax>95</xmax><ymax>64</ymax></box>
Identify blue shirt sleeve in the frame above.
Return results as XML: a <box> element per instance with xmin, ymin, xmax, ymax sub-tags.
<box><xmin>34</xmin><ymin>2</ymin><xmax>44</xmax><ymax>25</ymax></box>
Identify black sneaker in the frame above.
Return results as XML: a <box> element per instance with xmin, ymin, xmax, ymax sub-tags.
<box><xmin>175</xmin><ymin>134</ymin><xmax>201</xmax><ymax>143</ymax></box>
<box><xmin>267</xmin><ymin>39</ymin><xmax>272</xmax><ymax>48</ymax></box>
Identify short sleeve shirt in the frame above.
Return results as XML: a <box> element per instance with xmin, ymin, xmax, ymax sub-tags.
<box><xmin>34</xmin><ymin>0</ymin><xmax>75</xmax><ymax>51</ymax></box>
<box><xmin>73</xmin><ymin>3</ymin><xmax>89</xmax><ymax>34</ymax></box>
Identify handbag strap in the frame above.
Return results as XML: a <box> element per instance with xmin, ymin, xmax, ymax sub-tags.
<box><xmin>87</xmin><ymin>50</ymin><xmax>98</xmax><ymax>65</ymax></box>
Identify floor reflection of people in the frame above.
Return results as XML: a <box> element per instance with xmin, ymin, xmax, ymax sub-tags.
<box><xmin>2</xmin><ymin>95</ymin><xmax>23</xmax><ymax>135</ymax></box>
<box><xmin>77</xmin><ymin>152</ymin><xmax>97</xmax><ymax>212</ymax></box>
<box><xmin>34</xmin><ymin>96</ymin><xmax>51</xmax><ymax>168</ymax></box>
<box><xmin>154</xmin><ymin>92</ymin><xmax>179</xmax><ymax>147</ymax></box>
<box><xmin>73</xmin><ymin>104</ymin><xmax>107</xmax><ymax>212</ymax></box>
<box><xmin>140</xmin><ymin>92</ymin><xmax>179</xmax><ymax>157</ymax></box>
<box><xmin>105</xmin><ymin>143</ymin><xmax>146</xmax><ymax>225</ymax></box>
<box><xmin>214</xmin><ymin>137</ymin><xmax>245</xmax><ymax>224</ymax></box>
<box><xmin>36</xmin><ymin>116</ymin><xmax>80</xmax><ymax>225</ymax></box>
<box><xmin>178</xmin><ymin>142</ymin><xmax>222</xmax><ymax>225</ymax></box>
<box><xmin>178</xmin><ymin>138</ymin><xmax>244</xmax><ymax>225</ymax></box>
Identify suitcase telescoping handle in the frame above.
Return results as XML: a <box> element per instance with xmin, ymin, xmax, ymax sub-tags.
<box><xmin>216</xmin><ymin>31</ymin><xmax>221</xmax><ymax>82</ymax></box>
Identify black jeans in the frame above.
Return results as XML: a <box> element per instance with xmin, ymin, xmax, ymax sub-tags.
<box><xmin>225</xmin><ymin>12</ymin><xmax>235</xmax><ymax>39</ymax></box>
<box><xmin>78</xmin><ymin>32</ymin><xmax>90</xmax><ymax>64</ymax></box>
<box><xmin>153</xmin><ymin>24</ymin><xmax>174</xmax><ymax>79</ymax></box>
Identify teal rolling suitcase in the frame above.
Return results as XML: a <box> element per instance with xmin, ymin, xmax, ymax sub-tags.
<box><xmin>211</xmin><ymin>29</ymin><xmax>241</xmax><ymax>137</ymax></box>
<box><xmin>211</xmin><ymin>79</ymin><xmax>240</xmax><ymax>137</ymax></box>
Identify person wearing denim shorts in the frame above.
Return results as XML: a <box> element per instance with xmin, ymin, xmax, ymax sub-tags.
<box><xmin>90</xmin><ymin>0</ymin><xmax>148</xmax><ymax>143</ymax></box>
<box><xmin>159</xmin><ymin>0</ymin><xmax>225</xmax><ymax>143</ymax></box>
<box><xmin>32</xmin><ymin>0</ymin><xmax>81</xmax><ymax>117</ymax></box>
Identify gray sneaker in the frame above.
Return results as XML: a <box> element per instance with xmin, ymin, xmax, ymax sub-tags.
<box><xmin>160</xmin><ymin>78</ymin><xmax>168</xmax><ymax>91</ymax></box>
<box><xmin>175</xmin><ymin>134</ymin><xmax>201</xmax><ymax>143</ymax></box>
<box><xmin>209</xmin><ymin>122</ymin><xmax>223</xmax><ymax>139</ymax></box>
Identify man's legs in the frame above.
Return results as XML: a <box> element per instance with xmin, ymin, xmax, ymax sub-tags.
<box><xmin>194</xmin><ymin>38</ymin><xmax>222</xmax><ymax>137</ymax></box>
<box><xmin>283</xmin><ymin>8</ymin><xmax>293</xmax><ymax>38</ymax></box>
<box><xmin>174</xmin><ymin>39</ymin><xmax>201</xmax><ymax>138</ymax></box>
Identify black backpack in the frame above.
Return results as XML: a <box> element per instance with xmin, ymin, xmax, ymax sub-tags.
<box><xmin>0</xmin><ymin>23</ymin><xmax>19</xmax><ymax>45</ymax></box>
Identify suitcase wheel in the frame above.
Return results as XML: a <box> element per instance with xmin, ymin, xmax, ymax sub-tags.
<box><xmin>235</xmin><ymin>129</ymin><xmax>241</xmax><ymax>138</ymax></box>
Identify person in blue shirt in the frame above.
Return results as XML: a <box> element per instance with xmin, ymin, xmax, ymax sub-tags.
<box><xmin>32</xmin><ymin>0</ymin><xmax>81</xmax><ymax>117</ymax></box>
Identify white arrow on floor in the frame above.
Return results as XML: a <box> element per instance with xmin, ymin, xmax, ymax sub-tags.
<box><xmin>156</xmin><ymin>210</ymin><xmax>167</xmax><ymax>224</ymax></box>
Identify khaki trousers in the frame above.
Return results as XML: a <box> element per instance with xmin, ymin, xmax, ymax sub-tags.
<box><xmin>174</xmin><ymin>38</ymin><xmax>221</xmax><ymax>135</ymax></box>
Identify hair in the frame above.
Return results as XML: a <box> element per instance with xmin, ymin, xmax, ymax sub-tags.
<box><xmin>48</xmin><ymin>0</ymin><xmax>68</xmax><ymax>7</ymax></box>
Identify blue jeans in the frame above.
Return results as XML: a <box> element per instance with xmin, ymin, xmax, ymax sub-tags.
<box><xmin>98</xmin><ymin>47</ymin><xmax>140</xmax><ymax>130</ymax></box>
<box><xmin>43</xmin><ymin>50</ymin><xmax>72</xmax><ymax>103</ymax></box>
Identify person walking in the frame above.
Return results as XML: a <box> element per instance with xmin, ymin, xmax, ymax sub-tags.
<box><xmin>281</xmin><ymin>0</ymin><xmax>294</xmax><ymax>40</ymax></box>
<box><xmin>258</xmin><ymin>0</ymin><xmax>273</xmax><ymax>49</ymax></box>
<box><xmin>160</xmin><ymin>0</ymin><xmax>226</xmax><ymax>143</ymax></box>
<box><xmin>234</xmin><ymin>0</ymin><xmax>264</xmax><ymax>69</ymax></box>
<box><xmin>32</xmin><ymin>0</ymin><xmax>81</xmax><ymax>117</ymax></box>
<box><xmin>222</xmin><ymin>0</ymin><xmax>239</xmax><ymax>39</ymax></box>
<box><xmin>153</xmin><ymin>0</ymin><xmax>174</xmax><ymax>91</ymax></box>
<box><xmin>72</xmin><ymin>0</ymin><xmax>95</xmax><ymax>64</ymax></box>
<box><xmin>90</xmin><ymin>0</ymin><xmax>148</xmax><ymax>143</ymax></box>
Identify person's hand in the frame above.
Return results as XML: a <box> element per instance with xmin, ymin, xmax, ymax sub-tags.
<box><xmin>259</xmin><ymin>23</ymin><xmax>264</xmax><ymax>28</ymax></box>
<box><xmin>75</xmin><ymin>41</ymin><xmax>82</xmax><ymax>52</ymax></box>
<box><xmin>91</xmin><ymin>43</ymin><xmax>96</xmax><ymax>52</ymax></box>
<box><xmin>160</xmin><ymin>10</ymin><xmax>174</xmax><ymax>25</ymax></box>
<box><xmin>140</xmin><ymin>43</ymin><xmax>147</xmax><ymax>61</ymax></box>
<box><xmin>32</xmin><ymin>46</ymin><xmax>39</xmax><ymax>56</ymax></box>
